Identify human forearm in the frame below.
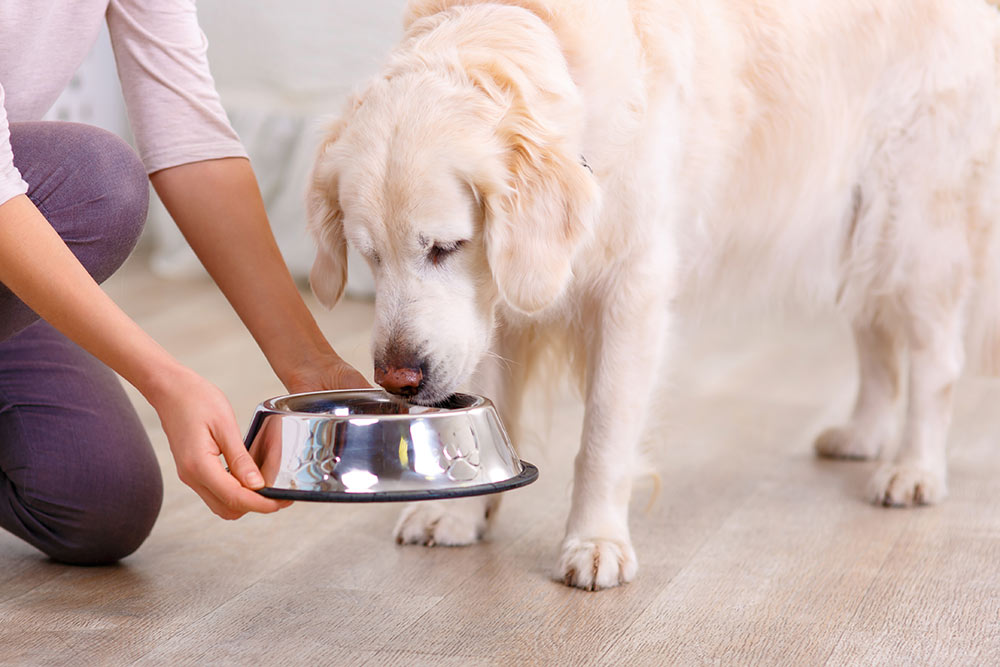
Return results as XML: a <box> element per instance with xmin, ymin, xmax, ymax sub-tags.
<box><xmin>149</xmin><ymin>158</ymin><xmax>363</xmax><ymax>390</ymax></box>
<box><xmin>0</xmin><ymin>194</ymin><xmax>181</xmax><ymax>399</ymax></box>
<box><xmin>0</xmin><ymin>193</ymin><xmax>288</xmax><ymax>517</ymax></box>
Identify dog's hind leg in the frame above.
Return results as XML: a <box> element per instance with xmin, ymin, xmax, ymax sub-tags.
<box><xmin>867</xmin><ymin>296</ymin><xmax>966</xmax><ymax>506</ymax></box>
<box><xmin>865</xmin><ymin>189</ymin><xmax>972</xmax><ymax>506</ymax></box>
<box><xmin>815</xmin><ymin>315</ymin><xmax>901</xmax><ymax>460</ymax></box>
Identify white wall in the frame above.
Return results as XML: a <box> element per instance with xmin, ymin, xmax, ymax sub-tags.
<box><xmin>197</xmin><ymin>1</ymin><xmax>406</xmax><ymax>116</ymax></box>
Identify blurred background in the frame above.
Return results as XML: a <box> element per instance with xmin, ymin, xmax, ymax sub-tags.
<box><xmin>43</xmin><ymin>0</ymin><xmax>410</xmax><ymax>298</ymax></box>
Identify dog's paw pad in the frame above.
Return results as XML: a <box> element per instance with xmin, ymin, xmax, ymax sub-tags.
<box><xmin>392</xmin><ymin>501</ymin><xmax>486</xmax><ymax>547</ymax></box>
<box><xmin>556</xmin><ymin>537</ymin><xmax>637</xmax><ymax>591</ymax></box>
<box><xmin>814</xmin><ymin>426</ymin><xmax>880</xmax><ymax>460</ymax></box>
<box><xmin>867</xmin><ymin>463</ymin><xmax>946</xmax><ymax>507</ymax></box>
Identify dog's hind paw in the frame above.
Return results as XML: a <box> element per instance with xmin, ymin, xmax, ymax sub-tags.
<box><xmin>393</xmin><ymin>499</ymin><xmax>490</xmax><ymax>547</ymax></box>
<box><xmin>867</xmin><ymin>463</ymin><xmax>947</xmax><ymax>507</ymax></box>
<box><xmin>556</xmin><ymin>537</ymin><xmax>637</xmax><ymax>591</ymax></box>
<box><xmin>814</xmin><ymin>426</ymin><xmax>882</xmax><ymax>460</ymax></box>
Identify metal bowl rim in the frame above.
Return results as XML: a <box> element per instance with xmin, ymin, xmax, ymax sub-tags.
<box><xmin>254</xmin><ymin>461</ymin><xmax>538</xmax><ymax>503</ymax></box>
<box><xmin>257</xmin><ymin>388</ymin><xmax>495</xmax><ymax>421</ymax></box>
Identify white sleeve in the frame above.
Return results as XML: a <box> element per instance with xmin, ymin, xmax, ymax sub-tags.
<box><xmin>106</xmin><ymin>0</ymin><xmax>248</xmax><ymax>173</ymax></box>
<box><xmin>0</xmin><ymin>84</ymin><xmax>29</xmax><ymax>207</ymax></box>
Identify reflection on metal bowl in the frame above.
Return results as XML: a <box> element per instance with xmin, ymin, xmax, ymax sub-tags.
<box><xmin>243</xmin><ymin>389</ymin><xmax>538</xmax><ymax>502</ymax></box>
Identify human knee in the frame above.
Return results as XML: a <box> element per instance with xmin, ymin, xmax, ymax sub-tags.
<box><xmin>82</xmin><ymin>126</ymin><xmax>149</xmax><ymax>278</ymax></box>
<box><xmin>55</xmin><ymin>511</ymin><xmax>162</xmax><ymax>566</ymax></box>
<box><xmin>42</xmin><ymin>470</ymin><xmax>163</xmax><ymax>566</ymax></box>
<box><xmin>10</xmin><ymin>122</ymin><xmax>150</xmax><ymax>283</ymax></box>
<box><xmin>25</xmin><ymin>435</ymin><xmax>164</xmax><ymax>566</ymax></box>
<box><xmin>60</xmin><ymin>124</ymin><xmax>150</xmax><ymax>283</ymax></box>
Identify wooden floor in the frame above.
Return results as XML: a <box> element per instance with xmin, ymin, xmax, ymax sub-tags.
<box><xmin>3</xmin><ymin>253</ymin><xmax>1000</xmax><ymax>665</ymax></box>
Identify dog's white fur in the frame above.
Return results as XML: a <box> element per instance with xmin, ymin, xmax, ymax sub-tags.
<box><xmin>308</xmin><ymin>0</ymin><xmax>1000</xmax><ymax>590</ymax></box>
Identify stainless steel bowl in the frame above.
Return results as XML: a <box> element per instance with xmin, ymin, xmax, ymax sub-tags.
<box><xmin>243</xmin><ymin>389</ymin><xmax>538</xmax><ymax>502</ymax></box>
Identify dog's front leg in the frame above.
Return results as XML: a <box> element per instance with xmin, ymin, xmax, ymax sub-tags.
<box><xmin>393</xmin><ymin>328</ymin><xmax>523</xmax><ymax>547</ymax></box>
<box><xmin>558</xmin><ymin>280</ymin><xmax>669</xmax><ymax>590</ymax></box>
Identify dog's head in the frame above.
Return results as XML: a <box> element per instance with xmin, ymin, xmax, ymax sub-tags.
<box><xmin>308</xmin><ymin>7</ymin><xmax>600</xmax><ymax>403</ymax></box>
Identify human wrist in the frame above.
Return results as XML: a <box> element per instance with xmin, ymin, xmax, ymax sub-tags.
<box><xmin>252</xmin><ymin>314</ymin><xmax>337</xmax><ymax>384</ymax></box>
<box><xmin>271</xmin><ymin>340</ymin><xmax>343</xmax><ymax>390</ymax></box>
<box><xmin>132</xmin><ymin>354</ymin><xmax>199</xmax><ymax>409</ymax></box>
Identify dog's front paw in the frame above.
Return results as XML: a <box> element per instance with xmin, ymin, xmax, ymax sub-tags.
<box><xmin>556</xmin><ymin>537</ymin><xmax>637</xmax><ymax>591</ymax></box>
<box><xmin>393</xmin><ymin>499</ymin><xmax>489</xmax><ymax>547</ymax></box>
<box><xmin>867</xmin><ymin>462</ymin><xmax>947</xmax><ymax>507</ymax></box>
<box><xmin>814</xmin><ymin>426</ymin><xmax>882</xmax><ymax>460</ymax></box>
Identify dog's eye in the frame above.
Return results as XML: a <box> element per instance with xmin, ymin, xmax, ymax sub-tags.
<box><xmin>429</xmin><ymin>240</ymin><xmax>466</xmax><ymax>266</ymax></box>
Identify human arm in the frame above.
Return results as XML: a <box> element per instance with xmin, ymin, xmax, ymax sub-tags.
<box><xmin>149</xmin><ymin>157</ymin><xmax>370</xmax><ymax>393</ymax></box>
<box><xmin>0</xmin><ymin>194</ymin><xmax>290</xmax><ymax>519</ymax></box>
<box><xmin>0</xmin><ymin>85</ymin><xmax>28</xmax><ymax>210</ymax></box>
<box><xmin>106</xmin><ymin>0</ymin><xmax>368</xmax><ymax>393</ymax></box>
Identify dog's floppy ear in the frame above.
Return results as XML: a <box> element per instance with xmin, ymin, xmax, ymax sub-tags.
<box><xmin>307</xmin><ymin>102</ymin><xmax>359</xmax><ymax>309</ymax></box>
<box><xmin>483</xmin><ymin>141</ymin><xmax>599</xmax><ymax>314</ymax></box>
<box><xmin>471</xmin><ymin>60</ymin><xmax>601</xmax><ymax>315</ymax></box>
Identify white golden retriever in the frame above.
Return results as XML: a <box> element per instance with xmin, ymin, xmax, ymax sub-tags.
<box><xmin>308</xmin><ymin>0</ymin><xmax>1000</xmax><ymax>590</ymax></box>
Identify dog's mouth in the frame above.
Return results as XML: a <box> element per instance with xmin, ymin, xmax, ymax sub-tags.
<box><xmin>423</xmin><ymin>393</ymin><xmax>469</xmax><ymax>409</ymax></box>
<box><xmin>406</xmin><ymin>382</ymin><xmax>462</xmax><ymax>407</ymax></box>
<box><xmin>408</xmin><ymin>364</ymin><xmax>469</xmax><ymax>407</ymax></box>
<box><xmin>374</xmin><ymin>346</ymin><xmax>478</xmax><ymax>407</ymax></box>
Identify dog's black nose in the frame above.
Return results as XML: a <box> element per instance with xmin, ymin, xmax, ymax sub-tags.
<box><xmin>375</xmin><ymin>364</ymin><xmax>423</xmax><ymax>397</ymax></box>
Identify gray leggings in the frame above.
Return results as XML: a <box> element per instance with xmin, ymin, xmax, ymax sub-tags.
<box><xmin>0</xmin><ymin>121</ymin><xmax>163</xmax><ymax>564</ymax></box>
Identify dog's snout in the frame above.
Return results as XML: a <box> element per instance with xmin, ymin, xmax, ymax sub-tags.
<box><xmin>375</xmin><ymin>364</ymin><xmax>424</xmax><ymax>397</ymax></box>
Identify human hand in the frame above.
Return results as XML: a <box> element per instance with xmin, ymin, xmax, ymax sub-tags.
<box><xmin>149</xmin><ymin>364</ymin><xmax>292</xmax><ymax>519</ymax></box>
<box><xmin>283</xmin><ymin>350</ymin><xmax>371</xmax><ymax>395</ymax></box>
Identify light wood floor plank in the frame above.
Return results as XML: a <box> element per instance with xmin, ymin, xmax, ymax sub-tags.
<box><xmin>3</xmin><ymin>255</ymin><xmax>999</xmax><ymax>665</ymax></box>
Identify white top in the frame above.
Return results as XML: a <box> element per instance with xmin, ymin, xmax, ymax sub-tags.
<box><xmin>0</xmin><ymin>0</ymin><xmax>248</xmax><ymax>206</ymax></box>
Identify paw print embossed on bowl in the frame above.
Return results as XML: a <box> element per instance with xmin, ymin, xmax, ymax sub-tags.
<box><xmin>439</xmin><ymin>425</ymin><xmax>481</xmax><ymax>482</ymax></box>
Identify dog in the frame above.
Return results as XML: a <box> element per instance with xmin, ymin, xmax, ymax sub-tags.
<box><xmin>307</xmin><ymin>0</ymin><xmax>1000</xmax><ymax>590</ymax></box>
